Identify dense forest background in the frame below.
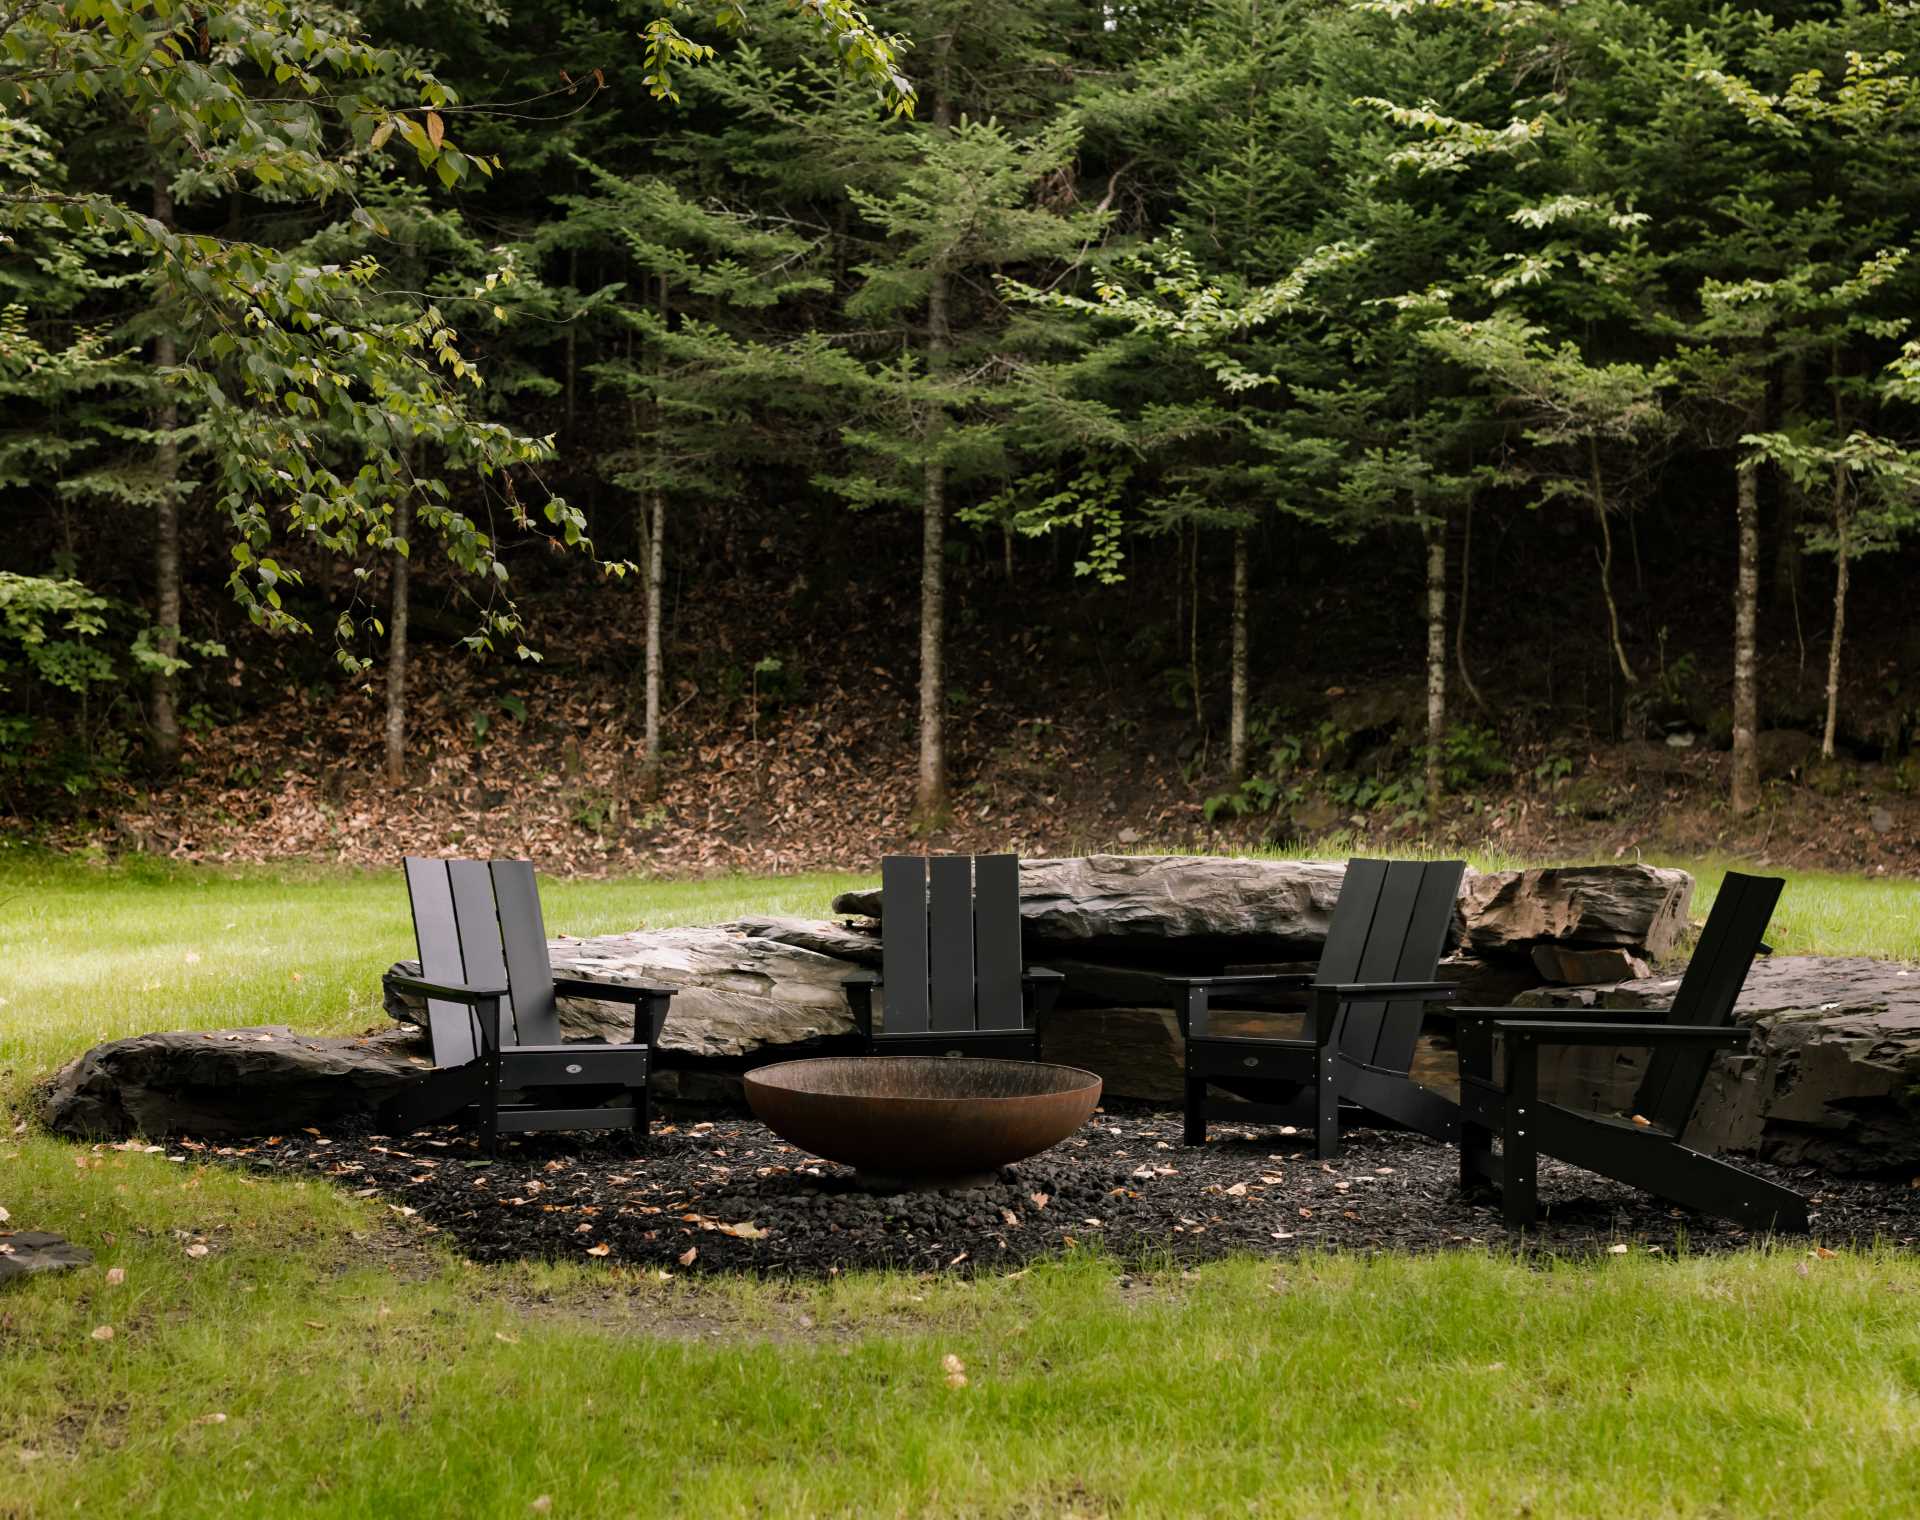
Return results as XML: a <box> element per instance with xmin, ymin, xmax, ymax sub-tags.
<box><xmin>5</xmin><ymin>0</ymin><xmax>1920</xmax><ymax>874</ymax></box>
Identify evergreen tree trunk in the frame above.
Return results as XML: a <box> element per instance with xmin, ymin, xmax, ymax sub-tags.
<box><xmin>1731</xmin><ymin>457</ymin><xmax>1762</xmax><ymax>815</ymax></box>
<box><xmin>641</xmin><ymin>489</ymin><xmax>667</xmax><ymax>798</ymax></box>
<box><xmin>1455</xmin><ymin>491</ymin><xmax>1488</xmax><ymax>714</ymax></box>
<box><xmin>1823</xmin><ymin>492</ymin><xmax>1849</xmax><ymax>762</ymax></box>
<box><xmin>1228</xmin><ymin>526</ymin><xmax>1249</xmax><ymax>781</ymax></box>
<box><xmin>1591</xmin><ymin>438</ymin><xmax>1637</xmax><ymax>686</ymax></box>
<box><xmin>640</xmin><ymin>273</ymin><xmax>671</xmax><ymax>801</ymax></box>
<box><xmin>149</xmin><ymin>162</ymin><xmax>181</xmax><ymax>772</ymax></box>
<box><xmin>383</xmin><ymin>493</ymin><xmax>411</xmax><ymax>787</ymax></box>
<box><xmin>1423</xmin><ymin>515</ymin><xmax>1446</xmax><ymax>801</ymax></box>
<box><xmin>915</xmin><ymin>44</ymin><xmax>955</xmax><ymax>825</ymax></box>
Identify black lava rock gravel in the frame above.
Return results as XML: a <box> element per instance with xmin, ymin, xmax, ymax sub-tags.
<box><xmin>209</xmin><ymin>1109</ymin><xmax>1920</xmax><ymax>1275</ymax></box>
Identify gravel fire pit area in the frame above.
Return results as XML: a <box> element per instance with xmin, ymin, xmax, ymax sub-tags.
<box><xmin>205</xmin><ymin>1110</ymin><xmax>1918</xmax><ymax>1275</ymax></box>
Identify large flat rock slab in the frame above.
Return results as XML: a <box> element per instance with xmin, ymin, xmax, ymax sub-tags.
<box><xmin>385</xmin><ymin>919</ymin><xmax>872</xmax><ymax>1060</ymax></box>
<box><xmin>40</xmin><ymin>1026</ymin><xmax>430</xmax><ymax>1139</ymax></box>
<box><xmin>835</xmin><ymin>855</ymin><xmax>1349</xmax><ymax>955</ymax></box>
<box><xmin>1517</xmin><ymin>957</ymin><xmax>1920</xmax><ymax>1174</ymax></box>
<box><xmin>834</xmin><ymin>855</ymin><xmax>1689</xmax><ymax>963</ymax></box>
<box><xmin>1458</xmin><ymin>866</ymin><xmax>1692</xmax><ymax>958</ymax></box>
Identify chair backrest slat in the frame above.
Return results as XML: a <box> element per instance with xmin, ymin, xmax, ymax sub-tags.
<box><xmin>447</xmin><ymin>859</ymin><xmax>511</xmax><ymax>1043</ymax></box>
<box><xmin>973</xmin><ymin>855</ymin><xmax>1024</xmax><ymax>1032</ymax></box>
<box><xmin>928</xmin><ymin>856</ymin><xmax>976</xmax><ymax>1032</ymax></box>
<box><xmin>1312</xmin><ymin>858</ymin><xmax>1465</xmax><ymax>1071</ymax></box>
<box><xmin>1632</xmin><ymin>872</ymin><xmax>1782</xmax><ymax>1133</ymax></box>
<box><xmin>490</xmin><ymin>860</ymin><xmax>563</xmax><ymax>1046</ymax></box>
<box><xmin>1317</xmin><ymin>858</ymin><xmax>1386</xmax><ymax>986</ymax></box>
<box><xmin>1352</xmin><ymin>860</ymin><xmax>1467</xmax><ymax>1072</ymax></box>
<box><xmin>1334</xmin><ymin>862</ymin><xmax>1424</xmax><ymax>1063</ymax></box>
<box><xmin>404</xmin><ymin>857</ymin><xmax>480</xmax><ymax>1067</ymax></box>
<box><xmin>881</xmin><ymin>856</ymin><xmax>932</xmax><ymax>1034</ymax></box>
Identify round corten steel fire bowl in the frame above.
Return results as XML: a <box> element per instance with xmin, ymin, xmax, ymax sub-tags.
<box><xmin>743</xmin><ymin>1057</ymin><xmax>1103</xmax><ymax>1190</ymax></box>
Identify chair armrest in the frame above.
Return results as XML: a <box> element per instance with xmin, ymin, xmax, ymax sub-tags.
<box><xmin>1159</xmin><ymin>972</ymin><xmax>1315</xmax><ymax>992</ymax></box>
<box><xmin>843</xmin><ymin>969</ymin><xmax>882</xmax><ymax>986</ymax></box>
<box><xmin>1321</xmin><ymin>981</ymin><xmax>1457</xmax><ymax>1000</ymax></box>
<box><xmin>1435</xmin><ymin>1002</ymin><xmax>1674</xmax><ymax>1022</ymax></box>
<box><xmin>552</xmin><ymin>976</ymin><xmax>678</xmax><ymax>1004</ymax></box>
<box><xmin>387</xmin><ymin>973</ymin><xmax>509</xmax><ymax>1004</ymax></box>
<box><xmin>1484</xmin><ymin>1019</ymin><xmax>1748</xmax><ymax>1049</ymax></box>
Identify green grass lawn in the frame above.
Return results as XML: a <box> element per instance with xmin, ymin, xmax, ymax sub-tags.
<box><xmin>4</xmin><ymin>848</ymin><xmax>1919</xmax><ymax>1517</ymax></box>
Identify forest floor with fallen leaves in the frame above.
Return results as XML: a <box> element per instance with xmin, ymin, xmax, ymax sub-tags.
<box><xmin>27</xmin><ymin>620</ymin><xmax>1920</xmax><ymax>881</ymax></box>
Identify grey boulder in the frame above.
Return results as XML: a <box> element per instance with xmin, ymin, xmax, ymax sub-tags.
<box><xmin>1456</xmin><ymin>865</ymin><xmax>1693</xmax><ymax>958</ymax></box>
<box><xmin>834</xmin><ymin>854</ymin><xmax>1690</xmax><ymax>965</ymax></box>
<box><xmin>386</xmin><ymin>918</ymin><xmax>874</xmax><ymax>1060</ymax></box>
<box><xmin>39</xmin><ymin>1026</ymin><xmax>430</xmax><ymax>1139</ymax></box>
<box><xmin>834</xmin><ymin>855</ymin><xmax>1351</xmax><ymax>955</ymax></box>
<box><xmin>0</xmin><ymin>1232</ymin><xmax>94</xmax><ymax>1283</ymax></box>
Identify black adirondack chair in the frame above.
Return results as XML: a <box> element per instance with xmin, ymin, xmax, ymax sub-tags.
<box><xmin>844</xmin><ymin>855</ymin><xmax>1065</xmax><ymax>1058</ymax></box>
<box><xmin>382</xmin><ymin>857</ymin><xmax>677</xmax><ymax>1151</ymax></box>
<box><xmin>1443</xmin><ymin>870</ymin><xmax>1807</xmax><ymax>1230</ymax></box>
<box><xmin>1167</xmin><ymin>858</ymin><xmax>1466</xmax><ymax>1159</ymax></box>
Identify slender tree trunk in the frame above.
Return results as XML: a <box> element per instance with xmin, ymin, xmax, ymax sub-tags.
<box><xmin>641</xmin><ymin>488</ymin><xmax>667</xmax><ymax>797</ymax></box>
<box><xmin>914</xmin><ymin>46</ymin><xmax>955</xmax><ymax>825</ymax></box>
<box><xmin>1590</xmin><ymin>438</ymin><xmax>1637</xmax><ymax>686</ymax></box>
<box><xmin>564</xmin><ymin>249</ymin><xmax>579</xmax><ymax>435</ymax></box>
<box><xmin>1455</xmin><ymin>491</ymin><xmax>1487</xmax><ymax>714</ymax></box>
<box><xmin>1773</xmin><ymin>356</ymin><xmax>1806</xmax><ymax>616</ymax></box>
<box><xmin>1227</xmin><ymin>527</ymin><xmax>1250</xmax><ymax>781</ymax></box>
<box><xmin>641</xmin><ymin>273</ymin><xmax>672</xmax><ymax>801</ymax></box>
<box><xmin>1730</xmin><ymin>457</ymin><xmax>1762</xmax><ymax>815</ymax></box>
<box><xmin>383</xmin><ymin>492</ymin><xmax>412</xmax><ymax>787</ymax></box>
<box><xmin>1822</xmin><ymin>488</ymin><xmax>1849</xmax><ymax>762</ymax></box>
<box><xmin>149</xmin><ymin>162</ymin><xmax>182</xmax><ymax>772</ymax></box>
<box><xmin>1423</xmin><ymin>514</ymin><xmax>1446</xmax><ymax>801</ymax></box>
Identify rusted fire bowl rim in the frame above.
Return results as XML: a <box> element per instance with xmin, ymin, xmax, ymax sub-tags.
<box><xmin>743</xmin><ymin>1057</ymin><xmax>1103</xmax><ymax>1191</ymax></box>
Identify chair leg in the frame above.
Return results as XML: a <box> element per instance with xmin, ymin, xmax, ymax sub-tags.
<box><xmin>479</xmin><ymin>1048</ymin><xmax>503</xmax><ymax>1157</ymax></box>
<box><xmin>1313</xmin><ymin>1050</ymin><xmax>1340</xmax><ymax>1160</ymax></box>
<box><xmin>633</xmin><ymin>1074</ymin><xmax>651</xmax><ymax>1140</ymax></box>
<box><xmin>1183</xmin><ymin>1074</ymin><xmax>1208</xmax><ymax>1146</ymax></box>
<box><xmin>1460</xmin><ymin>1120</ymin><xmax>1497</xmax><ymax>1193</ymax></box>
<box><xmin>1502</xmin><ymin>1034</ymin><xmax>1539</xmax><ymax>1227</ymax></box>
